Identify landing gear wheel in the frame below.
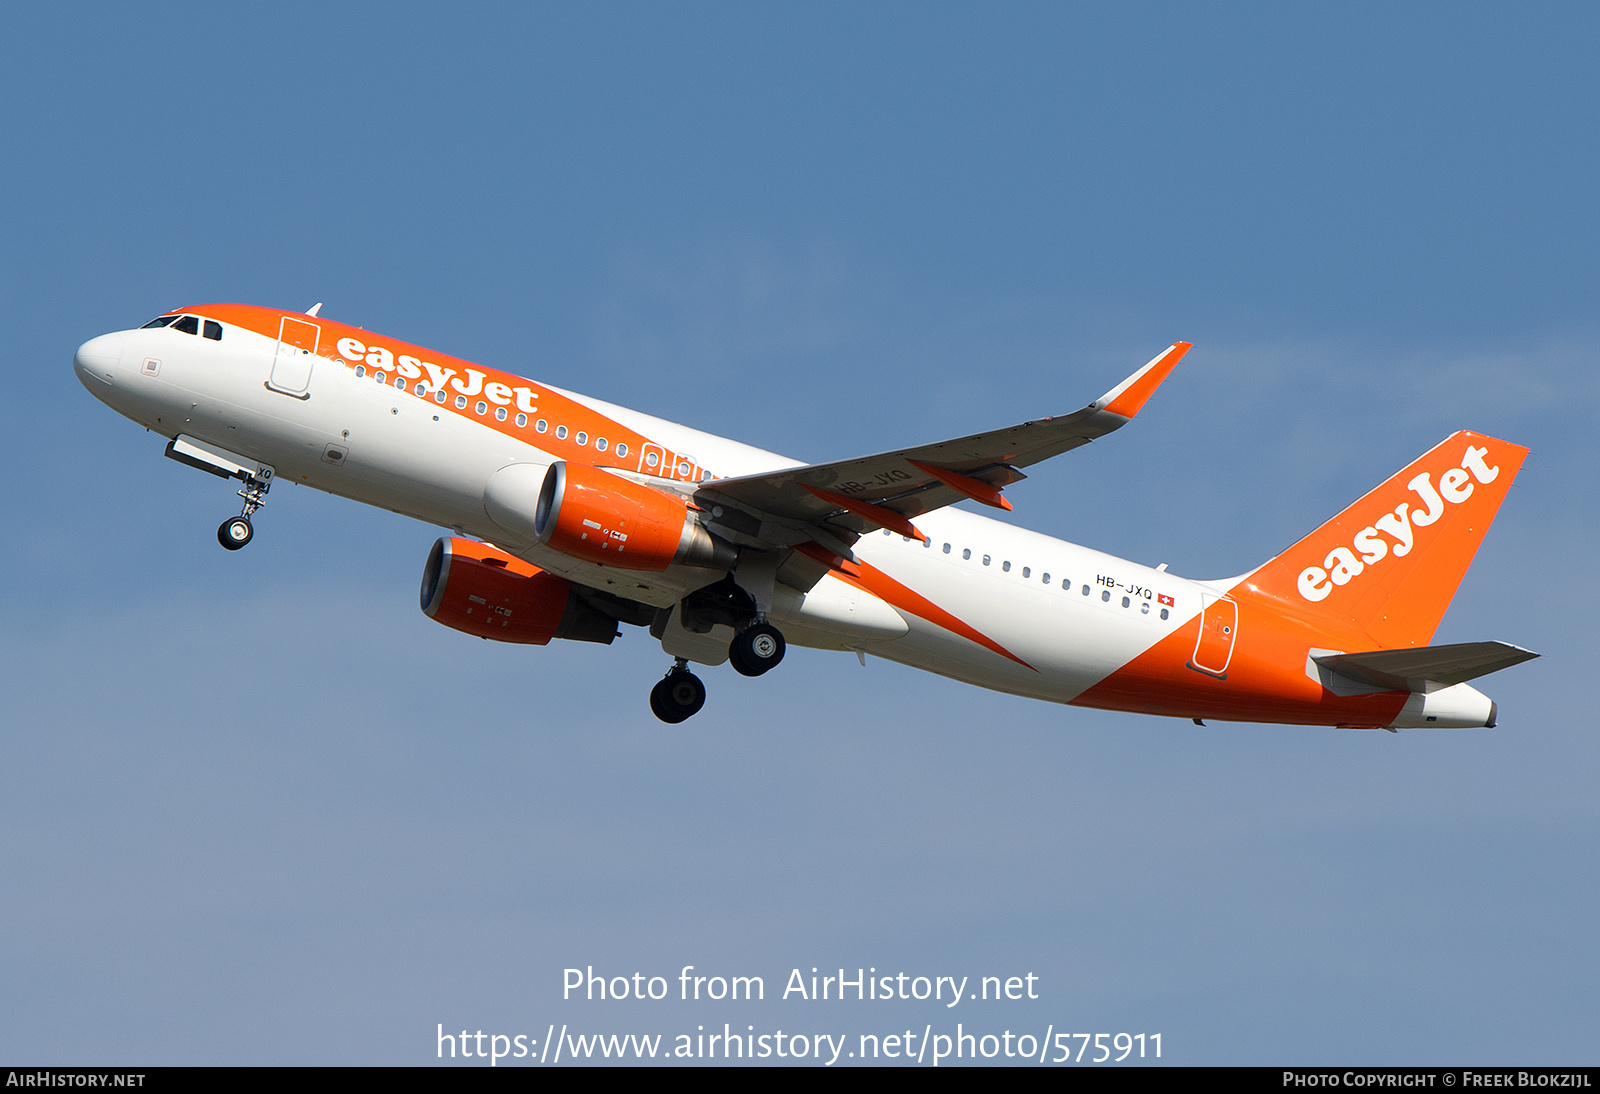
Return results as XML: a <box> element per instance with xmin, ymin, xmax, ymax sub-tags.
<box><xmin>650</xmin><ymin>670</ymin><xmax>706</xmax><ymax>724</ymax></box>
<box><xmin>729</xmin><ymin>622</ymin><xmax>786</xmax><ymax>677</ymax></box>
<box><xmin>218</xmin><ymin>516</ymin><xmax>254</xmax><ymax>550</ymax></box>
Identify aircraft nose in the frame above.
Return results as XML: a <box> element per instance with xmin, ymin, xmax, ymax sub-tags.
<box><xmin>73</xmin><ymin>332</ymin><xmax>123</xmax><ymax>386</ymax></box>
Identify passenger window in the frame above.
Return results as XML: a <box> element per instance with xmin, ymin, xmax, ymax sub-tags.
<box><xmin>203</xmin><ymin>320</ymin><xmax>222</xmax><ymax>340</ymax></box>
<box><xmin>1042</xmin><ymin>573</ymin><xmax>1050</xmax><ymax>584</ymax></box>
<box><xmin>1082</xmin><ymin>585</ymin><xmax>1090</xmax><ymax>596</ymax></box>
<box><xmin>556</xmin><ymin>425</ymin><xmax>568</xmax><ymax>439</ymax></box>
<box><xmin>982</xmin><ymin>554</ymin><xmax>990</xmax><ymax>566</ymax></box>
<box><xmin>1160</xmin><ymin>608</ymin><xmax>1169</xmax><ymax>620</ymax></box>
<box><xmin>141</xmin><ymin>316</ymin><xmax>177</xmax><ymax>328</ymax></box>
<box><xmin>171</xmin><ymin>315</ymin><xmax>199</xmax><ymax>335</ymax></box>
<box><xmin>962</xmin><ymin>548</ymin><xmax>971</xmax><ymax>560</ymax></box>
<box><xmin>1122</xmin><ymin>596</ymin><xmax>1131</xmax><ymax>608</ymax></box>
<box><xmin>1002</xmin><ymin>561</ymin><xmax>1011</xmax><ymax>572</ymax></box>
<box><xmin>942</xmin><ymin>543</ymin><xmax>951</xmax><ymax>554</ymax></box>
<box><xmin>1102</xmin><ymin>590</ymin><xmax>1111</xmax><ymax>602</ymax></box>
<box><xmin>1022</xmin><ymin>566</ymin><xmax>1030</xmax><ymax>578</ymax></box>
<box><xmin>615</xmin><ymin>443</ymin><xmax>627</xmax><ymax>457</ymax></box>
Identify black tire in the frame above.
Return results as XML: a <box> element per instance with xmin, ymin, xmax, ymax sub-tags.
<box><xmin>649</xmin><ymin>678</ymin><xmax>680</xmax><ymax>723</ymax></box>
<box><xmin>729</xmin><ymin>622</ymin><xmax>786</xmax><ymax>677</ymax></box>
<box><xmin>650</xmin><ymin>670</ymin><xmax>705</xmax><ymax>723</ymax></box>
<box><xmin>218</xmin><ymin>516</ymin><xmax>253</xmax><ymax>550</ymax></box>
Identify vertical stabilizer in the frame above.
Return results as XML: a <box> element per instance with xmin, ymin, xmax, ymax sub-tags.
<box><xmin>1234</xmin><ymin>431</ymin><xmax>1527</xmax><ymax>649</ymax></box>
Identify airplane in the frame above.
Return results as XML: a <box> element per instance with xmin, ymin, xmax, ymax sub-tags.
<box><xmin>73</xmin><ymin>303</ymin><xmax>1537</xmax><ymax>728</ymax></box>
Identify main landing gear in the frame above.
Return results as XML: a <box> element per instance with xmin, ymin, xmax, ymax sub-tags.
<box><xmin>729</xmin><ymin>621</ymin><xmax>786</xmax><ymax>677</ymax></box>
<box><xmin>217</xmin><ymin>472</ymin><xmax>271</xmax><ymax>551</ymax></box>
<box><xmin>650</xmin><ymin>660</ymin><xmax>707</xmax><ymax>724</ymax></box>
<box><xmin>648</xmin><ymin>621</ymin><xmax>788</xmax><ymax>724</ymax></box>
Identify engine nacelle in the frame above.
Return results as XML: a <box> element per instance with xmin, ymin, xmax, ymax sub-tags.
<box><xmin>532</xmin><ymin>462</ymin><xmax>736</xmax><ymax>572</ymax></box>
<box><xmin>419</xmin><ymin>537</ymin><xmax>619</xmax><ymax>644</ymax></box>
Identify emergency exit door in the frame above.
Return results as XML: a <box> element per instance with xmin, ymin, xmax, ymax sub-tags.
<box><xmin>1188</xmin><ymin>595</ymin><xmax>1238</xmax><ymax>678</ymax></box>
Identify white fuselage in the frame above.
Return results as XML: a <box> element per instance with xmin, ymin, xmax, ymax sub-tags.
<box><xmin>75</xmin><ymin>316</ymin><xmax>1202</xmax><ymax>705</ymax></box>
<box><xmin>73</xmin><ymin>307</ymin><xmax>1503</xmax><ymax>729</ymax></box>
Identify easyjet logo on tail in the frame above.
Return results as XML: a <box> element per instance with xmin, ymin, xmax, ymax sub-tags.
<box><xmin>1297</xmin><ymin>445</ymin><xmax>1501</xmax><ymax>603</ymax></box>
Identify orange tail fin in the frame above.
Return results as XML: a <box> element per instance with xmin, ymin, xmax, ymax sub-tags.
<box><xmin>1235</xmin><ymin>431</ymin><xmax>1527</xmax><ymax>649</ymax></box>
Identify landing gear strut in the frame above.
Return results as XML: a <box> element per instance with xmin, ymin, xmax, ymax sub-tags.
<box><xmin>650</xmin><ymin>659</ymin><xmax>706</xmax><ymax>724</ymax></box>
<box><xmin>217</xmin><ymin>472</ymin><xmax>271</xmax><ymax>551</ymax></box>
<box><xmin>729</xmin><ymin>621</ymin><xmax>786</xmax><ymax>677</ymax></box>
<box><xmin>649</xmin><ymin>581</ymin><xmax>790</xmax><ymax>721</ymax></box>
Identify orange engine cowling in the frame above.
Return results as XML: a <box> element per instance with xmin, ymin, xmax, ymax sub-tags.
<box><xmin>419</xmin><ymin>537</ymin><xmax>619</xmax><ymax>644</ymax></box>
<box><xmin>533</xmin><ymin>462</ymin><xmax>736</xmax><ymax>572</ymax></box>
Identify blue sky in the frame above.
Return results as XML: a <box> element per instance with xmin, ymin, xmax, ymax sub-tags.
<box><xmin>2</xmin><ymin>3</ymin><xmax>1596</xmax><ymax>1065</ymax></box>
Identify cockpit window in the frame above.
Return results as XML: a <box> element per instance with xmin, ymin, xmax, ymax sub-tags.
<box><xmin>203</xmin><ymin>320</ymin><xmax>222</xmax><ymax>341</ymax></box>
<box><xmin>171</xmin><ymin>315</ymin><xmax>199</xmax><ymax>335</ymax></box>
<box><xmin>141</xmin><ymin>316</ymin><xmax>178</xmax><ymax>328</ymax></box>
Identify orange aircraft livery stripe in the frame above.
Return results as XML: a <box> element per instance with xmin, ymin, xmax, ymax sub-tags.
<box><xmin>174</xmin><ymin>303</ymin><xmax>714</xmax><ymax>484</ymax></box>
<box><xmin>794</xmin><ymin>543</ymin><xmax>1035</xmax><ymax>670</ymax></box>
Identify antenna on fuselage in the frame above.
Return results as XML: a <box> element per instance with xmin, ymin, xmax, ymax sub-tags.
<box><xmin>305</xmin><ymin>302</ymin><xmax>323</xmax><ymax>317</ymax></box>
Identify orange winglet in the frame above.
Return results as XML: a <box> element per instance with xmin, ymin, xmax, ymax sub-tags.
<box><xmin>906</xmin><ymin>460</ymin><xmax>1014</xmax><ymax>511</ymax></box>
<box><xmin>1100</xmin><ymin>341</ymin><xmax>1192</xmax><ymax>419</ymax></box>
<box><xmin>801</xmin><ymin>485</ymin><xmax>928</xmax><ymax>542</ymax></box>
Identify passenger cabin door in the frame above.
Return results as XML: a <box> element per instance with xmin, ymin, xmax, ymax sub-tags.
<box><xmin>1188</xmin><ymin>595</ymin><xmax>1238</xmax><ymax>678</ymax></box>
<box><xmin>267</xmin><ymin>316</ymin><xmax>320</xmax><ymax>397</ymax></box>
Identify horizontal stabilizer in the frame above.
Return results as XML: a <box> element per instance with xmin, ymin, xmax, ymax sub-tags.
<box><xmin>1314</xmin><ymin>641</ymin><xmax>1538</xmax><ymax>692</ymax></box>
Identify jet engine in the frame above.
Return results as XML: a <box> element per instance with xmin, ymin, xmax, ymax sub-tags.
<box><xmin>530</xmin><ymin>462</ymin><xmax>736</xmax><ymax>572</ymax></box>
<box><xmin>420</xmin><ymin>536</ymin><xmax>619</xmax><ymax>644</ymax></box>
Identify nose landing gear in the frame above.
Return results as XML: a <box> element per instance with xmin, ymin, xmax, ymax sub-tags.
<box><xmin>218</xmin><ymin>516</ymin><xmax>254</xmax><ymax>549</ymax></box>
<box><xmin>217</xmin><ymin>472</ymin><xmax>271</xmax><ymax>551</ymax></box>
<box><xmin>650</xmin><ymin>659</ymin><xmax>706</xmax><ymax>724</ymax></box>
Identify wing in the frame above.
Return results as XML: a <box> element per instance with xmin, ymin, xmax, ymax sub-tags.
<box><xmin>695</xmin><ymin>342</ymin><xmax>1190</xmax><ymax>550</ymax></box>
